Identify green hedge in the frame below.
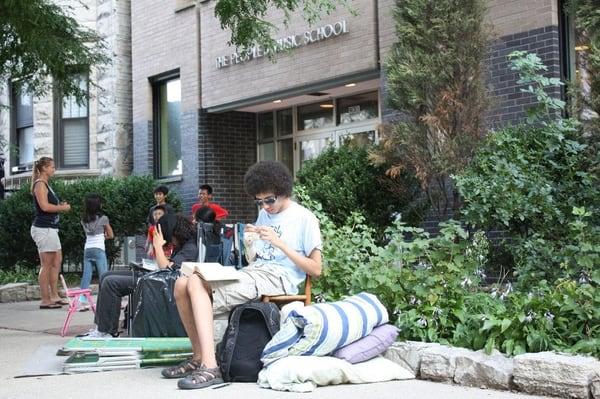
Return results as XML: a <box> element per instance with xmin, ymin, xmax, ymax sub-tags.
<box><xmin>296</xmin><ymin>187</ymin><xmax>600</xmax><ymax>358</ymax></box>
<box><xmin>296</xmin><ymin>144</ymin><xmax>426</xmax><ymax>238</ymax></box>
<box><xmin>455</xmin><ymin>120</ymin><xmax>600</xmax><ymax>286</ymax></box>
<box><xmin>0</xmin><ymin>175</ymin><xmax>181</xmax><ymax>270</ymax></box>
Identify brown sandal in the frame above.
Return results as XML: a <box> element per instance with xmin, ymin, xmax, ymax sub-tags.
<box><xmin>161</xmin><ymin>358</ymin><xmax>202</xmax><ymax>379</ymax></box>
<box><xmin>177</xmin><ymin>365</ymin><xmax>223</xmax><ymax>390</ymax></box>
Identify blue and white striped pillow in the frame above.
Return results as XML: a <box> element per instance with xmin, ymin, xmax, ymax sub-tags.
<box><xmin>261</xmin><ymin>292</ymin><xmax>388</xmax><ymax>366</ymax></box>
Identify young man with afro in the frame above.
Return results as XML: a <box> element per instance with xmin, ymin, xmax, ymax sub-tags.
<box><xmin>162</xmin><ymin>160</ymin><xmax>322</xmax><ymax>389</ymax></box>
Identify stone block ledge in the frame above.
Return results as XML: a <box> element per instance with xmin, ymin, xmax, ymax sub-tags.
<box><xmin>0</xmin><ymin>283</ymin><xmax>99</xmax><ymax>303</ymax></box>
<box><xmin>383</xmin><ymin>342</ymin><xmax>600</xmax><ymax>399</ymax></box>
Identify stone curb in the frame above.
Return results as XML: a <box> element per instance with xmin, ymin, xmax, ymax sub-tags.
<box><xmin>0</xmin><ymin>283</ymin><xmax>99</xmax><ymax>303</ymax></box>
<box><xmin>383</xmin><ymin>342</ymin><xmax>600</xmax><ymax>399</ymax></box>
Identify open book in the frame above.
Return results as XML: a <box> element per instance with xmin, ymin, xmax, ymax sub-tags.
<box><xmin>181</xmin><ymin>262</ymin><xmax>240</xmax><ymax>282</ymax></box>
<box><xmin>129</xmin><ymin>259</ymin><xmax>158</xmax><ymax>272</ymax></box>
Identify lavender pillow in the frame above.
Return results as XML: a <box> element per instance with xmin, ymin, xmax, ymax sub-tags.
<box><xmin>332</xmin><ymin>324</ymin><xmax>399</xmax><ymax>364</ymax></box>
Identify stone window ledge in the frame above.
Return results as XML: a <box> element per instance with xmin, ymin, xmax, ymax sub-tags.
<box><xmin>4</xmin><ymin>169</ymin><xmax>102</xmax><ymax>190</ymax></box>
<box><xmin>157</xmin><ymin>175</ymin><xmax>183</xmax><ymax>184</ymax></box>
<box><xmin>8</xmin><ymin>169</ymin><xmax>101</xmax><ymax>179</ymax></box>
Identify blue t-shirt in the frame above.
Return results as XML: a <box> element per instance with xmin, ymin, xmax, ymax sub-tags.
<box><xmin>253</xmin><ymin>201</ymin><xmax>322</xmax><ymax>288</ymax></box>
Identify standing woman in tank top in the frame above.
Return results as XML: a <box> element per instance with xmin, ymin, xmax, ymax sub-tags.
<box><xmin>30</xmin><ymin>157</ymin><xmax>71</xmax><ymax>309</ymax></box>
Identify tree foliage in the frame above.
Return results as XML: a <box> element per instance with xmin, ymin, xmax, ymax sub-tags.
<box><xmin>214</xmin><ymin>0</ymin><xmax>352</xmax><ymax>51</ymax></box>
<box><xmin>370</xmin><ymin>0</ymin><xmax>490</xmax><ymax>215</ymax></box>
<box><xmin>0</xmin><ymin>0</ymin><xmax>109</xmax><ymax>99</ymax></box>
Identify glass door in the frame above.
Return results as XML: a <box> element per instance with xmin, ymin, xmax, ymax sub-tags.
<box><xmin>334</xmin><ymin>122</ymin><xmax>379</xmax><ymax>147</ymax></box>
<box><xmin>294</xmin><ymin>123</ymin><xmax>379</xmax><ymax>173</ymax></box>
<box><xmin>296</xmin><ymin>132</ymin><xmax>335</xmax><ymax>171</ymax></box>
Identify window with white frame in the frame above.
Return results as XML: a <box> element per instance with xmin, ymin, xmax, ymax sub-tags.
<box><xmin>11</xmin><ymin>84</ymin><xmax>34</xmax><ymax>170</ymax></box>
<box><xmin>56</xmin><ymin>74</ymin><xmax>89</xmax><ymax>168</ymax></box>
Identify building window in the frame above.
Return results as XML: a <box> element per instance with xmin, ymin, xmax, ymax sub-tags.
<box><xmin>153</xmin><ymin>76</ymin><xmax>182</xmax><ymax>178</ymax></box>
<box><xmin>558</xmin><ymin>0</ymin><xmax>575</xmax><ymax>106</ymax></box>
<box><xmin>337</xmin><ymin>91</ymin><xmax>379</xmax><ymax>125</ymax></box>
<box><xmin>258</xmin><ymin>90</ymin><xmax>380</xmax><ymax>174</ymax></box>
<box><xmin>559</xmin><ymin>0</ymin><xmax>594</xmax><ymax>119</ymax></box>
<box><xmin>297</xmin><ymin>101</ymin><xmax>334</xmax><ymax>131</ymax></box>
<box><xmin>55</xmin><ymin>74</ymin><xmax>89</xmax><ymax>168</ymax></box>
<box><xmin>257</xmin><ymin>108</ymin><xmax>294</xmax><ymax>173</ymax></box>
<box><xmin>11</xmin><ymin>84</ymin><xmax>34</xmax><ymax>171</ymax></box>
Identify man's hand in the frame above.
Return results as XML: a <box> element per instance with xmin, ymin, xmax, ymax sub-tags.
<box><xmin>257</xmin><ymin>226</ymin><xmax>282</xmax><ymax>248</ymax></box>
<box><xmin>244</xmin><ymin>223</ymin><xmax>260</xmax><ymax>233</ymax></box>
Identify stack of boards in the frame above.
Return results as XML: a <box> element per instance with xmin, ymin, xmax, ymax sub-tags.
<box><xmin>60</xmin><ymin>337</ymin><xmax>192</xmax><ymax>373</ymax></box>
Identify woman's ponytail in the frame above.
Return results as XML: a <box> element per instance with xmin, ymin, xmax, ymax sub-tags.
<box><xmin>30</xmin><ymin>157</ymin><xmax>54</xmax><ymax>193</ymax></box>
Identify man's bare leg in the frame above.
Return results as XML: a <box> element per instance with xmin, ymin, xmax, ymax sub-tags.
<box><xmin>174</xmin><ymin>277</ymin><xmax>202</xmax><ymax>360</ymax></box>
<box><xmin>186</xmin><ymin>274</ymin><xmax>217</xmax><ymax>368</ymax></box>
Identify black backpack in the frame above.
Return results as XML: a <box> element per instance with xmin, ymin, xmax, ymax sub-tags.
<box><xmin>216</xmin><ymin>302</ymin><xmax>280</xmax><ymax>382</ymax></box>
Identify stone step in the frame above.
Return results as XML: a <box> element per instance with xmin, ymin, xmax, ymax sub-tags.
<box><xmin>0</xmin><ymin>283</ymin><xmax>99</xmax><ymax>303</ymax></box>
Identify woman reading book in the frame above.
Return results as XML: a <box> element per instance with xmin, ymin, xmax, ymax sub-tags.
<box><xmin>162</xmin><ymin>160</ymin><xmax>323</xmax><ymax>389</ymax></box>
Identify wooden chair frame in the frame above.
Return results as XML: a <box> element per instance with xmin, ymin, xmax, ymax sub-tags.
<box><xmin>262</xmin><ymin>275</ymin><xmax>312</xmax><ymax>307</ymax></box>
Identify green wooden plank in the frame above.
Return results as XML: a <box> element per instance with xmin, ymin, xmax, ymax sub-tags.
<box><xmin>61</xmin><ymin>337</ymin><xmax>192</xmax><ymax>353</ymax></box>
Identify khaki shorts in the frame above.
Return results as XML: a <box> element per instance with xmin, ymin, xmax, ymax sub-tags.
<box><xmin>30</xmin><ymin>226</ymin><xmax>62</xmax><ymax>253</ymax></box>
<box><xmin>210</xmin><ymin>264</ymin><xmax>291</xmax><ymax>316</ymax></box>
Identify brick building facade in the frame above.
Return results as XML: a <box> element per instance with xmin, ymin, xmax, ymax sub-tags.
<box><xmin>2</xmin><ymin>1</ymin><xmax>572</xmax><ymax>225</ymax></box>
<box><xmin>129</xmin><ymin>0</ymin><xmax>569</xmax><ymax>222</ymax></box>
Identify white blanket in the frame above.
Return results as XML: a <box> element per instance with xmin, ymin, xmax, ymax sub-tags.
<box><xmin>257</xmin><ymin>356</ymin><xmax>415</xmax><ymax>392</ymax></box>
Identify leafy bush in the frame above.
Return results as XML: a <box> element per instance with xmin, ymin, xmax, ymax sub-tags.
<box><xmin>0</xmin><ymin>175</ymin><xmax>181</xmax><ymax>270</ymax></box>
<box><xmin>297</xmin><ymin>184</ymin><xmax>600</xmax><ymax>357</ymax></box>
<box><xmin>294</xmin><ymin>185</ymin><xmax>379</xmax><ymax>302</ymax></box>
<box><xmin>0</xmin><ymin>269</ymin><xmax>37</xmax><ymax>284</ymax></box>
<box><xmin>454</xmin><ymin>52</ymin><xmax>600</xmax><ymax>286</ymax></box>
<box><xmin>296</xmin><ymin>144</ymin><xmax>425</xmax><ymax>239</ymax></box>
<box><xmin>464</xmin><ymin>278</ymin><xmax>600</xmax><ymax>357</ymax></box>
<box><xmin>296</xmin><ymin>184</ymin><xmax>488</xmax><ymax>331</ymax></box>
<box><xmin>297</xmin><ymin>188</ymin><xmax>600</xmax><ymax>357</ymax></box>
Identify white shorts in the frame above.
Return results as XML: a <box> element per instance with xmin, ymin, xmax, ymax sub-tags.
<box><xmin>210</xmin><ymin>264</ymin><xmax>291</xmax><ymax>316</ymax></box>
<box><xmin>30</xmin><ymin>226</ymin><xmax>62</xmax><ymax>253</ymax></box>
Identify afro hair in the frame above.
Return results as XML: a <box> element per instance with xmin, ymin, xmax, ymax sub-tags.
<box><xmin>244</xmin><ymin>161</ymin><xmax>293</xmax><ymax>198</ymax></box>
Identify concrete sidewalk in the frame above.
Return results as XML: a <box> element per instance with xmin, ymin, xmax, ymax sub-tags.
<box><xmin>0</xmin><ymin>299</ymin><xmax>549</xmax><ymax>399</ymax></box>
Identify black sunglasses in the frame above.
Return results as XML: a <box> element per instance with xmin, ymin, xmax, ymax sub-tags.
<box><xmin>254</xmin><ymin>196</ymin><xmax>277</xmax><ymax>207</ymax></box>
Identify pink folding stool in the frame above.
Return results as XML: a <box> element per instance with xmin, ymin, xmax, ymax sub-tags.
<box><xmin>59</xmin><ymin>274</ymin><xmax>96</xmax><ymax>337</ymax></box>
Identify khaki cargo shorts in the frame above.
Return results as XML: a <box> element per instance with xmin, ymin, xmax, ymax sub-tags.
<box><xmin>210</xmin><ymin>264</ymin><xmax>291</xmax><ymax>316</ymax></box>
<box><xmin>30</xmin><ymin>226</ymin><xmax>62</xmax><ymax>252</ymax></box>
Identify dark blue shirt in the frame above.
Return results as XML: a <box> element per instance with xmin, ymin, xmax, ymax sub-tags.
<box><xmin>32</xmin><ymin>180</ymin><xmax>60</xmax><ymax>228</ymax></box>
<box><xmin>170</xmin><ymin>239</ymin><xmax>198</xmax><ymax>270</ymax></box>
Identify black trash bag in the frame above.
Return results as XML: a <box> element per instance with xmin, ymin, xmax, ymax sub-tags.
<box><xmin>131</xmin><ymin>268</ymin><xmax>187</xmax><ymax>337</ymax></box>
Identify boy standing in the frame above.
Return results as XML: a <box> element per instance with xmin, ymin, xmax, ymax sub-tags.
<box><xmin>190</xmin><ymin>184</ymin><xmax>228</xmax><ymax>222</ymax></box>
<box><xmin>148</xmin><ymin>185</ymin><xmax>174</xmax><ymax>225</ymax></box>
